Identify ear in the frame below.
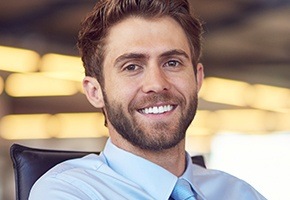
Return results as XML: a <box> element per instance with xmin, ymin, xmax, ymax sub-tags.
<box><xmin>196</xmin><ymin>63</ymin><xmax>204</xmax><ymax>92</ymax></box>
<box><xmin>83</xmin><ymin>76</ymin><xmax>105</xmax><ymax>108</ymax></box>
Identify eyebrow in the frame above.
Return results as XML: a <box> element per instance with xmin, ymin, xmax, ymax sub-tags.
<box><xmin>114</xmin><ymin>49</ymin><xmax>190</xmax><ymax>66</ymax></box>
<box><xmin>159</xmin><ymin>49</ymin><xmax>190</xmax><ymax>60</ymax></box>
<box><xmin>114</xmin><ymin>53</ymin><xmax>149</xmax><ymax>67</ymax></box>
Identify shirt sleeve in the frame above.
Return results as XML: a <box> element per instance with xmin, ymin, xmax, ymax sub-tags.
<box><xmin>29</xmin><ymin>176</ymin><xmax>91</xmax><ymax>200</ymax></box>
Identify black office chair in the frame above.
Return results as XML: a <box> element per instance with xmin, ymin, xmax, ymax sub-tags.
<box><xmin>10</xmin><ymin>143</ymin><xmax>206</xmax><ymax>200</ymax></box>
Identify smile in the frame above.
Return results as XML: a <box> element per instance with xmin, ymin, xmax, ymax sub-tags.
<box><xmin>139</xmin><ymin>105</ymin><xmax>174</xmax><ymax>114</ymax></box>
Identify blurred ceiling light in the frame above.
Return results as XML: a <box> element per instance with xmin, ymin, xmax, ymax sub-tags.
<box><xmin>200</xmin><ymin>77</ymin><xmax>252</xmax><ymax>107</ymax></box>
<box><xmin>1</xmin><ymin>110</ymin><xmax>287</xmax><ymax>140</ymax></box>
<box><xmin>249</xmin><ymin>84</ymin><xmax>290</xmax><ymax>112</ymax></box>
<box><xmin>53</xmin><ymin>113</ymin><xmax>108</xmax><ymax>138</ymax></box>
<box><xmin>187</xmin><ymin>110</ymin><xmax>215</xmax><ymax>135</ymax></box>
<box><xmin>186</xmin><ymin>134</ymin><xmax>212</xmax><ymax>154</ymax></box>
<box><xmin>186</xmin><ymin>126</ymin><xmax>213</xmax><ymax>136</ymax></box>
<box><xmin>0</xmin><ymin>114</ymin><xmax>51</xmax><ymax>140</ymax></box>
<box><xmin>269</xmin><ymin>112</ymin><xmax>290</xmax><ymax>131</ymax></box>
<box><xmin>213</xmin><ymin>109</ymin><xmax>271</xmax><ymax>133</ymax></box>
<box><xmin>0</xmin><ymin>76</ymin><xmax>3</xmax><ymax>95</ymax></box>
<box><xmin>39</xmin><ymin>53</ymin><xmax>84</xmax><ymax>82</ymax></box>
<box><xmin>5</xmin><ymin>73</ymin><xmax>78</xmax><ymax>97</ymax></box>
<box><xmin>0</xmin><ymin>45</ymin><xmax>40</xmax><ymax>72</ymax></box>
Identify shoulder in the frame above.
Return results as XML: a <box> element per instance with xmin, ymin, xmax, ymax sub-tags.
<box><xmin>191</xmin><ymin>164</ymin><xmax>266</xmax><ymax>200</ymax></box>
<box><xmin>40</xmin><ymin>153</ymin><xmax>106</xmax><ymax>178</ymax></box>
<box><xmin>29</xmin><ymin>154</ymin><xmax>106</xmax><ymax>200</ymax></box>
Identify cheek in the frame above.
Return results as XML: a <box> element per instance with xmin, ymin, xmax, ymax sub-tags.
<box><xmin>171</xmin><ymin>76</ymin><xmax>198</xmax><ymax>103</ymax></box>
<box><xmin>176</xmin><ymin>81</ymin><xmax>196</xmax><ymax>96</ymax></box>
<box><xmin>172</xmin><ymin>71</ymin><xmax>197</xmax><ymax>90</ymax></box>
<box><xmin>104</xmin><ymin>78</ymin><xmax>139</xmax><ymax>103</ymax></box>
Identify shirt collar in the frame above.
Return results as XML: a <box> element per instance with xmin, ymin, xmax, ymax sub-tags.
<box><xmin>181</xmin><ymin>153</ymin><xmax>207</xmax><ymax>199</ymax></box>
<box><xmin>102</xmin><ymin>138</ymin><xmax>177</xmax><ymax>199</ymax></box>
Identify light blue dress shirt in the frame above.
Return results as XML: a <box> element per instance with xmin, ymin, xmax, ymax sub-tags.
<box><xmin>29</xmin><ymin>139</ymin><xmax>266</xmax><ymax>200</ymax></box>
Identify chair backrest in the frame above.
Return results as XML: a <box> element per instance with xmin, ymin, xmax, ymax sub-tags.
<box><xmin>10</xmin><ymin>143</ymin><xmax>206</xmax><ymax>200</ymax></box>
<box><xmin>10</xmin><ymin>144</ymin><xmax>99</xmax><ymax>200</ymax></box>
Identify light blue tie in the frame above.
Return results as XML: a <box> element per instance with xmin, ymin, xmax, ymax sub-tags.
<box><xmin>170</xmin><ymin>179</ymin><xmax>197</xmax><ymax>200</ymax></box>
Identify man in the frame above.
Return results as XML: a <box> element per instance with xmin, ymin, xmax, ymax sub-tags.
<box><xmin>29</xmin><ymin>0</ymin><xmax>266</xmax><ymax>199</ymax></box>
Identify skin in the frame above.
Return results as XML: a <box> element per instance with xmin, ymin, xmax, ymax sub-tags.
<box><xmin>83</xmin><ymin>16</ymin><xmax>204</xmax><ymax>176</ymax></box>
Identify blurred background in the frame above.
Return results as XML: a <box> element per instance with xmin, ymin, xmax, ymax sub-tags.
<box><xmin>0</xmin><ymin>0</ymin><xmax>290</xmax><ymax>199</ymax></box>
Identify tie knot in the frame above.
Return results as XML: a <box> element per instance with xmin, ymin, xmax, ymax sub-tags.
<box><xmin>170</xmin><ymin>179</ymin><xmax>196</xmax><ymax>200</ymax></box>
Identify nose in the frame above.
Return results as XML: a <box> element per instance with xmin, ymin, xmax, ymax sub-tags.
<box><xmin>141</xmin><ymin>66</ymin><xmax>171</xmax><ymax>93</ymax></box>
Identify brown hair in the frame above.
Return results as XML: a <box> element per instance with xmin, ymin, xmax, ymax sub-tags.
<box><xmin>78</xmin><ymin>0</ymin><xmax>203</xmax><ymax>85</ymax></box>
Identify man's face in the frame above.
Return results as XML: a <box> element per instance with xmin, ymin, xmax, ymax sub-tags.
<box><xmin>101</xmin><ymin>16</ymin><xmax>203</xmax><ymax>151</ymax></box>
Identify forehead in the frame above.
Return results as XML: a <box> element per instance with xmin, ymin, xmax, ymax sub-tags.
<box><xmin>103</xmin><ymin>16</ymin><xmax>191</xmax><ymax>63</ymax></box>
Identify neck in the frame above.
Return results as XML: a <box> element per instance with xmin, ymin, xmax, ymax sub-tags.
<box><xmin>110</xmin><ymin>132</ymin><xmax>187</xmax><ymax>177</ymax></box>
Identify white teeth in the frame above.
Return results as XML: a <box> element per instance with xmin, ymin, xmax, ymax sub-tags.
<box><xmin>141</xmin><ymin>105</ymin><xmax>173</xmax><ymax>114</ymax></box>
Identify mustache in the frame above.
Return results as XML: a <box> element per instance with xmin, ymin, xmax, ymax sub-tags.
<box><xmin>129</xmin><ymin>92</ymin><xmax>183</xmax><ymax>110</ymax></box>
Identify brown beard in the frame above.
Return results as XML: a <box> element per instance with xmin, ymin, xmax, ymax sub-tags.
<box><xmin>103</xmin><ymin>91</ymin><xmax>198</xmax><ymax>151</ymax></box>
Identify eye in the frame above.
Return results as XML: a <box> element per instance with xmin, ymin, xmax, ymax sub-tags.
<box><xmin>124</xmin><ymin>64</ymin><xmax>140</xmax><ymax>71</ymax></box>
<box><xmin>164</xmin><ymin>60</ymin><xmax>180</xmax><ymax>68</ymax></box>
